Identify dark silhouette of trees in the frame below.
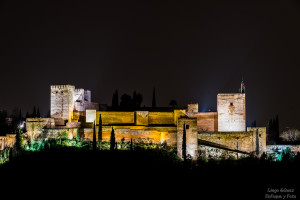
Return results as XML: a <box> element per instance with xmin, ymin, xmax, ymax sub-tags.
<box><xmin>110</xmin><ymin>127</ymin><xmax>115</xmax><ymax>151</ymax></box>
<box><xmin>15</xmin><ymin>128</ymin><xmax>23</xmax><ymax>152</ymax></box>
<box><xmin>182</xmin><ymin>123</ymin><xmax>187</xmax><ymax>161</ymax></box>
<box><xmin>93</xmin><ymin>121</ymin><xmax>96</xmax><ymax>151</ymax></box>
<box><xmin>98</xmin><ymin>114</ymin><xmax>102</xmax><ymax>142</ymax></box>
<box><xmin>32</xmin><ymin>106</ymin><xmax>37</xmax><ymax>118</ymax></box>
<box><xmin>251</xmin><ymin>120</ymin><xmax>257</xmax><ymax>127</ymax></box>
<box><xmin>267</xmin><ymin>115</ymin><xmax>279</xmax><ymax>144</ymax></box>
<box><xmin>169</xmin><ymin>100</ymin><xmax>178</xmax><ymax>108</ymax></box>
<box><xmin>37</xmin><ymin>108</ymin><xmax>40</xmax><ymax>118</ymax></box>
<box><xmin>76</xmin><ymin>128</ymin><xmax>80</xmax><ymax>142</ymax></box>
<box><xmin>132</xmin><ymin>91</ymin><xmax>143</xmax><ymax>108</ymax></box>
<box><xmin>112</xmin><ymin>89</ymin><xmax>119</xmax><ymax>109</ymax></box>
<box><xmin>152</xmin><ymin>87</ymin><xmax>156</xmax><ymax>108</ymax></box>
<box><xmin>120</xmin><ymin>94</ymin><xmax>132</xmax><ymax>109</ymax></box>
<box><xmin>26</xmin><ymin>112</ymin><xmax>29</xmax><ymax>118</ymax></box>
<box><xmin>130</xmin><ymin>138</ymin><xmax>133</xmax><ymax>151</ymax></box>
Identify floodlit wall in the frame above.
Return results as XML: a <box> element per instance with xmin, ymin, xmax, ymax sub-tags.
<box><xmin>95</xmin><ymin>111</ymin><xmax>135</xmax><ymax>125</ymax></box>
<box><xmin>186</xmin><ymin>112</ymin><xmax>218</xmax><ymax>132</ymax></box>
<box><xmin>148</xmin><ymin>112</ymin><xmax>174</xmax><ymax>125</ymax></box>
<box><xmin>198</xmin><ymin>127</ymin><xmax>266</xmax><ymax>155</ymax></box>
<box><xmin>0</xmin><ymin>134</ymin><xmax>16</xmax><ymax>150</ymax></box>
<box><xmin>135</xmin><ymin>111</ymin><xmax>149</xmax><ymax>125</ymax></box>
<box><xmin>50</xmin><ymin>85</ymin><xmax>75</xmax><ymax>122</ymax></box>
<box><xmin>82</xmin><ymin>125</ymin><xmax>177</xmax><ymax>146</ymax></box>
<box><xmin>217</xmin><ymin>93</ymin><xmax>246</xmax><ymax>132</ymax></box>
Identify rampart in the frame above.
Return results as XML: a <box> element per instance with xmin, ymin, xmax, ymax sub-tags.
<box><xmin>0</xmin><ymin>134</ymin><xmax>16</xmax><ymax>150</ymax></box>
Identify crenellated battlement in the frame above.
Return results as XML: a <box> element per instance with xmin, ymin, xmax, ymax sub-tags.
<box><xmin>51</xmin><ymin>85</ymin><xmax>75</xmax><ymax>90</ymax></box>
<box><xmin>75</xmin><ymin>88</ymin><xmax>84</xmax><ymax>92</ymax></box>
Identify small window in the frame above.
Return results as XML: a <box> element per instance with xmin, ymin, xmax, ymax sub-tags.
<box><xmin>259</xmin><ymin>134</ymin><xmax>261</xmax><ymax>137</ymax></box>
<box><xmin>186</xmin><ymin>125</ymin><xmax>189</xmax><ymax>130</ymax></box>
<box><xmin>230</xmin><ymin>103</ymin><xmax>233</xmax><ymax>106</ymax></box>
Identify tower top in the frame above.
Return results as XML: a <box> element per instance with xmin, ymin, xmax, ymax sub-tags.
<box><xmin>239</xmin><ymin>78</ymin><xmax>245</xmax><ymax>93</ymax></box>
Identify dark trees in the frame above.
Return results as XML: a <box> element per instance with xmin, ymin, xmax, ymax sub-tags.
<box><xmin>93</xmin><ymin>121</ymin><xmax>96</xmax><ymax>151</ymax></box>
<box><xmin>152</xmin><ymin>87</ymin><xmax>156</xmax><ymax>108</ymax></box>
<box><xmin>98</xmin><ymin>114</ymin><xmax>102</xmax><ymax>142</ymax></box>
<box><xmin>110</xmin><ymin>127</ymin><xmax>115</xmax><ymax>151</ymax></box>
<box><xmin>182</xmin><ymin>123</ymin><xmax>187</xmax><ymax>161</ymax></box>
<box><xmin>169</xmin><ymin>100</ymin><xmax>178</xmax><ymax>108</ymax></box>
<box><xmin>267</xmin><ymin>115</ymin><xmax>280</xmax><ymax>144</ymax></box>
<box><xmin>112</xmin><ymin>90</ymin><xmax>119</xmax><ymax>109</ymax></box>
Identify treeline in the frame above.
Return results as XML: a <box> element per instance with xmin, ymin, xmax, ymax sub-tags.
<box><xmin>110</xmin><ymin>88</ymin><xmax>178</xmax><ymax>110</ymax></box>
<box><xmin>267</xmin><ymin>115</ymin><xmax>279</xmax><ymax>144</ymax></box>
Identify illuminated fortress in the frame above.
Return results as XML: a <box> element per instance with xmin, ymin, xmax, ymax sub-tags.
<box><xmin>26</xmin><ymin>82</ymin><xmax>266</xmax><ymax>159</ymax></box>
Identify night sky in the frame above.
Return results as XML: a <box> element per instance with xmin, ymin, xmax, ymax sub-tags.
<box><xmin>0</xmin><ymin>1</ymin><xmax>299</xmax><ymax>130</ymax></box>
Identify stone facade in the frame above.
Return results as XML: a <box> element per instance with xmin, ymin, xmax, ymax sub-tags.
<box><xmin>217</xmin><ymin>93</ymin><xmax>246</xmax><ymax>132</ymax></box>
<box><xmin>50</xmin><ymin>85</ymin><xmax>98</xmax><ymax>125</ymax></box>
<box><xmin>0</xmin><ymin>134</ymin><xmax>16</xmax><ymax>150</ymax></box>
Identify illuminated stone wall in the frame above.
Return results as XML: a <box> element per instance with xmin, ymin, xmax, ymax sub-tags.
<box><xmin>95</xmin><ymin>111</ymin><xmax>135</xmax><ymax>125</ymax></box>
<box><xmin>187</xmin><ymin>104</ymin><xmax>198</xmax><ymax>113</ymax></box>
<box><xmin>93</xmin><ymin>111</ymin><xmax>182</xmax><ymax>126</ymax></box>
<box><xmin>177</xmin><ymin>117</ymin><xmax>198</xmax><ymax>159</ymax></box>
<box><xmin>82</xmin><ymin>125</ymin><xmax>177</xmax><ymax>146</ymax></box>
<box><xmin>50</xmin><ymin>85</ymin><xmax>75</xmax><ymax>123</ymax></box>
<box><xmin>198</xmin><ymin>127</ymin><xmax>266</xmax><ymax>155</ymax></box>
<box><xmin>135</xmin><ymin>111</ymin><xmax>149</xmax><ymax>125</ymax></box>
<box><xmin>217</xmin><ymin>93</ymin><xmax>246</xmax><ymax>132</ymax></box>
<box><xmin>148</xmin><ymin>112</ymin><xmax>174</xmax><ymax>125</ymax></box>
<box><xmin>0</xmin><ymin>134</ymin><xmax>16</xmax><ymax>150</ymax></box>
<box><xmin>51</xmin><ymin>85</ymin><xmax>98</xmax><ymax>124</ymax></box>
<box><xmin>26</xmin><ymin>118</ymin><xmax>56</xmax><ymax>139</ymax></box>
<box><xmin>186</xmin><ymin>112</ymin><xmax>218</xmax><ymax>132</ymax></box>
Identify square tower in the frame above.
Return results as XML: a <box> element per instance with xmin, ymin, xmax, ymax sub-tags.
<box><xmin>217</xmin><ymin>93</ymin><xmax>246</xmax><ymax>132</ymax></box>
<box><xmin>50</xmin><ymin>85</ymin><xmax>75</xmax><ymax>123</ymax></box>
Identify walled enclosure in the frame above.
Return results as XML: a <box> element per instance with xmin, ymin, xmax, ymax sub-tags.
<box><xmin>217</xmin><ymin>93</ymin><xmax>246</xmax><ymax>132</ymax></box>
<box><xmin>198</xmin><ymin>127</ymin><xmax>266</xmax><ymax>155</ymax></box>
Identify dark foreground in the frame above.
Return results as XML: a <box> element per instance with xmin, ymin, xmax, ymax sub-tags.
<box><xmin>0</xmin><ymin>148</ymin><xmax>299</xmax><ymax>200</ymax></box>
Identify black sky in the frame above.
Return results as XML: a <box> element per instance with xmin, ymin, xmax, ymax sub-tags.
<box><xmin>0</xmin><ymin>0</ymin><xmax>299</xmax><ymax>130</ymax></box>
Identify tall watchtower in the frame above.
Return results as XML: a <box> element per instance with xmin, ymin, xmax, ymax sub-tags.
<box><xmin>50</xmin><ymin>85</ymin><xmax>75</xmax><ymax>124</ymax></box>
<box><xmin>217</xmin><ymin>80</ymin><xmax>246</xmax><ymax>132</ymax></box>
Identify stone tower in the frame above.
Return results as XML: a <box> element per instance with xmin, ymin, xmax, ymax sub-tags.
<box><xmin>50</xmin><ymin>85</ymin><xmax>75</xmax><ymax>124</ymax></box>
<box><xmin>217</xmin><ymin>93</ymin><xmax>246</xmax><ymax>132</ymax></box>
<box><xmin>177</xmin><ymin>117</ymin><xmax>198</xmax><ymax>159</ymax></box>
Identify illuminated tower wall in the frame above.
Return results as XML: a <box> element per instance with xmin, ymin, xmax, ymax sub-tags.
<box><xmin>217</xmin><ymin>93</ymin><xmax>246</xmax><ymax>132</ymax></box>
<box><xmin>50</xmin><ymin>85</ymin><xmax>75</xmax><ymax>123</ymax></box>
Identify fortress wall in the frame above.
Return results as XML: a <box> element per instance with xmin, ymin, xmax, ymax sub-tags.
<box><xmin>135</xmin><ymin>111</ymin><xmax>149</xmax><ymax>125</ymax></box>
<box><xmin>198</xmin><ymin>128</ymin><xmax>266</xmax><ymax>155</ymax></box>
<box><xmin>186</xmin><ymin>112</ymin><xmax>218</xmax><ymax>132</ymax></box>
<box><xmin>174</xmin><ymin>110</ymin><xmax>186</xmax><ymax>126</ymax></box>
<box><xmin>0</xmin><ymin>134</ymin><xmax>16</xmax><ymax>150</ymax></box>
<box><xmin>148</xmin><ymin>112</ymin><xmax>174</xmax><ymax>125</ymax></box>
<box><xmin>198</xmin><ymin>132</ymin><xmax>255</xmax><ymax>153</ymax></box>
<box><xmin>217</xmin><ymin>93</ymin><xmax>245</xmax><ymax>132</ymax></box>
<box><xmin>26</xmin><ymin>118</ymin><xmax>55</xmax><ymax>139</ymax></box>
<box><xmin>26</xmin><ymin>118</ymin><xmax>76</xmax><ymax>140</ymax></box>
<box><xmin>96</xmin><ymin>111</ymin><xmax>135</xmax><ymax>125</ymax></box>
<box><xmin>72</xmin><ymin>111</ymin><xmax>85</xmax><ymax>122</ymax></box>
<box><xmin>82</xmin><ymin>126</ymin><xmax>177</xmax><ymax>146</ymax></box>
